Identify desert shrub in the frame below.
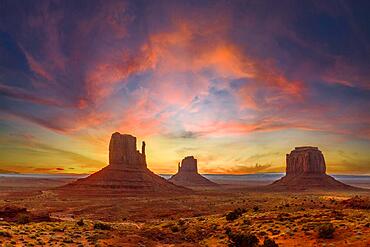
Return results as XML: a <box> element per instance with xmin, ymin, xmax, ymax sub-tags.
<box><xmin>262</xmin><ymin>238</ymin><xmax>279</xmax><ymax>247</ymax></box>
<box><xmin>276</xmin><ymin>213</ymin><xmax>290</xmax><ymax>221</ymax></box>
<box><xmin>87</xmin><ymin>232</ymin><xmax>110</xmax><ymax>243</ymax></box>
<box><xmin>63</xmin><ymin>238</ymin><xmax>74</xmax><ymax>243</ymax></box>
<box><xmin>0</xmin><ymin>230</ymin><xmax>12</xmax><ymax>237</ymax></box>
<box><xmin>141</xmin><ymin>226</ymin><xmax>168</xmax><ymax>241</ymax></box>
<box><xmin>76</xmin><ymin>218</ymin><xmax>84</xmax><ymax>226</ymax></box>
<box><xmin>16</xmin><ymin>213</ymin><xmax>30</xmax><ymax>224</ymax></box>
<box><xmin>226</xmin><ymin>212</ymin><xmax>239</xmax><ymax>221</ymax></box>
<box><xmin>227</xmin><ymin>231</ymin><xmax>258</xmax><ymax>247</ymax></box>
<box><xmin>331</xmin><ymin>210</ymin><xmax>344</xmax><ymax>220</ymax></box>
<box><xmin>342</xmin><ymin>196</ymin><xmax>370</xmax><ymax>209</ymax></box>
<box><xmin>318</xmin><ymin>223</ymin><xmax>335</xmax><ymax>239</ymax></box>
<box><xmin>94</xmin><ymin>222</ymin><xmax>111</xmax><ymax>230</ymax></box>
<box><xmin>194</xmin><ymin>227</ymin><xmax>211</xmax><ymax>241</ymax></box>
<box><xmin>37</xmin><ymin>240</ymin><xmax>45</xmax><ymax>245</ymax></box>
<box><xmin>52</xmin><ymin>227</ymin><xmax>65</xmax><ymax>232</ymax></box>
<box><xmin>243</xmin><ymin>219</ymin><xmax>251</xmax><ymax>225</ymax></box>
<box><xmin>210</xmin><ymin>224</ymin><xmax>218</xmax><ymax>230</ymax></box>
<box><xmin>170</xmin><ymin>225</ymin><xmax>179</xmax><ymax>232</ymax></box>
<box><xmin>226</xmin><ymin>208</ymin><xmax>246</xmax><ymax>221</ymax></box>
<box><xmin>225</xmin><ymin>227</ymin><xmax>232</xmax><ymax>235</ymax></box>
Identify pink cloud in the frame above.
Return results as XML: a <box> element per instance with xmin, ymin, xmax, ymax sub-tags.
<box><xmin>117</xmin><ymin>89</ymin><xmax>169</xmax><ymax>137</ymax></box>
<box><xmin>23</xmin><ymin>50</ymin><xmax>54</xmax><ymax>81</ymax></box>
<box><xmin>143</xmin><ymin>17</ymin><xmax>304</xmax><ymax>112</ymax></box>
<box><xmin>2</xmin><ymin>0</ymin><xmax>367</xmax><ymax>142</ymax></box>
<box><xmin>0</xmin><ymin>84</ymin><xmax>64</xmax><ymax>107</ymax></box>
<box><xmin>323</xmin><ymin>57</ymin><xmax>370</xmax><ymax>89</ymax></box>
<box><xmin>1</xmin><ymin>107</ymin><xmax>111</xmax><ymax>134</ymax></box>
<box><xmin>84</xmin><ymin>50</ymin><xmax>154</xmax><ymax>104</ymax></box>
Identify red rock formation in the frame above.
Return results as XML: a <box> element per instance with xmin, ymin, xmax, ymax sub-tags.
<box><xmin>109</xmin><ymin>132</ymin><xmax>146</xmax><ymax>168</ymax></box>
<box><xmin>286</xmin><ymin>147</ymin><xmax>326</xmax><ymax>175</ymax></box>
<box><xmin>269</xmin><ymin>146</ymin><xmax>357</xmax><ymax>191</ymax></box>
<box><xmin>169</xmin><ymin>156</ymin><xmax>218</xmax><ymax>187</ymax></box>
<box><xmin>64</xmin><ymin>132</ymin><xmax>190</xmax><ymax>194</ymax></box>
<box><xmin>179</xmin><ymin>156</ymin><xmax>198</xmax><ymax>173</ymax></box>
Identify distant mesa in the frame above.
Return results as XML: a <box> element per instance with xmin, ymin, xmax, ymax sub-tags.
<box><xmin>64</xmin><ymin>132</ymin><xmax>190</xmax><ymax>194</ymax></box>
<box><xmin>268</xmin><ymin>146</ymin><xmax>357</xmax><ymax>191</ymax></box>
<box><xmin>0</xmin><ymin>169</ymin><xmax>18</xmax><ymax>174</ymax></box>
<box><xmin>169</xmin><ymin>156</ymin><xmax>218</xmax><ymax>187</ymax></box>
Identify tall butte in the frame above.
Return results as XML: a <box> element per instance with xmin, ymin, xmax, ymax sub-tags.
<box><xmin>268</xmin><ymin>146</ymin><xmax>357</xmax><ymax>191</ymax></box>
<box><xmin>169</xmin><ymin>156</ymin><xmax>218</xmax><ymax>187</ymax></box>
<box><xmin>65</xmin><ymin>132</ymin><xmax>190</xmax><ymax>194</ymax></box>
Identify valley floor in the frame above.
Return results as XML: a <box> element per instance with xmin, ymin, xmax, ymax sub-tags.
<box><xmin>0</xmin><ymin>176</ymin><xmax>369</xmax><ymax>246</ymax></box>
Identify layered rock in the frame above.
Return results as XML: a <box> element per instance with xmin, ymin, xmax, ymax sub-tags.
<box><xmin>64</xmin><ymin>132</ymin><xmax>190</xmax><ymax>194</ymax></box>
<box><xmin>286</xmin><ymin>147</ymin><xmax>325</xmax><ymax>175</ymax></box>
<box><xmin>179</xmin><ymin>156</ymin><xmax>198</xmax><ymax>173</ymax></box>
<box><xmin>109</xmin><ymin>132</ymin><xmax>146</xmax><ymax>168</ymax></box>
<box><xmin>269</xmin><ymin>146</ymin><xmax>356</xmax><ymax>191</ymax></box>
<box><xmin>169</xmin><ymin>156</ymin><xmax>218</xmax><ymax>187</ymax></box>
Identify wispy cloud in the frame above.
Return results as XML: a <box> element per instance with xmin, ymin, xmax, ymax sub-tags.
<box><xmin>203</xmin><ymin>164</ymin><xmax>272</xmax><ymax>174</ymax></box>
<box><xmin>0</xmin><ymin>0</ymin><xmax>369</xmax><ymax>174</ymax></box>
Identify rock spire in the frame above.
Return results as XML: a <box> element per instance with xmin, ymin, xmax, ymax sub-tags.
<box><xmin>109</xmin><ymin>132</ymin><xmax>146</xmax><ymax>168</ymax></box>
<box><xmin>64</xmin><ymin>132</ymin><xmax>190</xmax><ymax>194</ymax></box>
<box><xmin>169</xmin><ymin>156</ymin><xmax>218</xmax><ymax>188</ymax></box>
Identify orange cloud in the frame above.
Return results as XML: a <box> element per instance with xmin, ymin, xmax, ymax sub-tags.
<box><xmin>117</xmin><ymin>89</ymin><xmax>169</xmax><ymax>136</ymax></box>
<box><xmin>144</xmin><ymin>17</ymin><xmax>304</xmax><ymax>112</ymax></box>
<box><xmin>84</xmin><ymin>51</ymin><xmax>155</xmax><ymax>104</ymax></box>
<box><xmin>1</xmin><ymin>107</ymin><xmax>111</xmax><ymax>134</ymax></box>
<box><xmin>83</xmin><ymin>14</ymin><xmax>307</xmax><ymax>140</ymax></box>
<box><xmin>4</xmin><ymin>0</ymin><xmax>366</xmax><ymax>143</ymax></box>
<box><xmin>181</xmin><ymin>118</ymin><xmax>312</xmax><ymax>137</ymax></box>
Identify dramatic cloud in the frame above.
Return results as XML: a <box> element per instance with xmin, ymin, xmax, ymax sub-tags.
<box><xmin>0</xmin><ymin>0</ymin><xmax>369</xmax><ymax>174</ymax></box>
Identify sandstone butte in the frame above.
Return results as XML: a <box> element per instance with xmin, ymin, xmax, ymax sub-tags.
<box><xmin>64</xmin><ymin>132</ymin><xmax>190</xmax><ymax>194</ymax></box>
<box><xmin>269</xmin><ymin>146</ymin><xmax>358</xmax><ymax>191</ymax></box>
<box><xmin>169</xmin><ymin>156</ymin><xmax>218</xmax><ymax>188</ymax></box>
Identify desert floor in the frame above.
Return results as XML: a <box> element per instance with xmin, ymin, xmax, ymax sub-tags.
<box><xmin>0</xmin><ymin>176</ymin><xmax>369</xmax><ymax>246</ymax></box>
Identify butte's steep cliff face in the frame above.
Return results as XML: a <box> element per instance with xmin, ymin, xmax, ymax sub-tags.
<box><xmin>286</xmin><ymin>147</ymin><xmax>326</xmax><ymax>175</ymax></box>
<box><xmin>269</xmin><ymin>146</ymin><xmax>356</xmax><ymax>191</ymax></box>
<box><xmin>169</xmin><ymin>156</ymin><xmax>218</xmax><ymax>187</ymax></box>
<box><xmin>108</xmin><ymin>132</ymin><xmax>146</xmax><ymax>168</ymax></box>
<box><xmin>65</xmin><ymin>132</ymin><xmax>190</xmax><ymax>194</ymax></box>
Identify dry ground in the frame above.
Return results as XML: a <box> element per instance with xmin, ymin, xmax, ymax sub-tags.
<box><xmin>0</xmin><ymin>178</ymin><xmax>369</xmax><ymax>246</ymax></box>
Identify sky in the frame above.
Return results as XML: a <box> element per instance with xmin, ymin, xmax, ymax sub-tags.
<box><xmin>0</xmin><ymin>0</ymin><xmax>369</xmax><ymax>175</ymax></box>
